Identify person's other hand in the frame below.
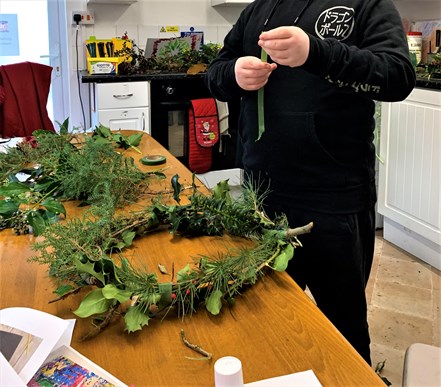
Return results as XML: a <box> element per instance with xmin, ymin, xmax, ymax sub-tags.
<box><xmin>234</xmin><ymin>56</ymin><xmax>277</xmax><ymax>91</ymax></box>
<box><xmin>258</xmin><ymin>26</ymin><xmax>310</xmax><ymax>68</ymax></box>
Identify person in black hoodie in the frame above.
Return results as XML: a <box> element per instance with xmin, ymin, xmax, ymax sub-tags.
<box><xmin>206</xmin><ymin>0</ymin><xmax>415</xmax><ymax>365</ymax></box>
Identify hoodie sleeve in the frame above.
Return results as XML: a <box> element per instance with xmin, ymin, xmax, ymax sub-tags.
<box><xmin>302</xmin><ymin>0</ymin><xmax>415</xmax><ymax>102</ymax></box>
<box><xmin>205</xmin><ymin>7</ymin><xmax>253</xmax><ymax>102</ymax></box>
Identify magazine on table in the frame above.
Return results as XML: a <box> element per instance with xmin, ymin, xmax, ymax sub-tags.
<box><xmin>0</xmin><ymin>307</ymin><xmax>127</xmax><ymax>387</ymax></box>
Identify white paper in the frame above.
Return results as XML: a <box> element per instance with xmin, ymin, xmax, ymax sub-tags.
<box><xmin>0</xmin><ymin>307</ymin><xmax>127</xmax><ymax>387</ymax></box>
<box><xmin>245</xmin><ymin>370</ymin><xmax>322</xmax><ymax>386</ymax></box>
<box><xmin>0</xmin><ymin>307</ymin><xmax>74</xmax><ymax>384</ymax></box>
<box><xmin>0</xmin><ymin>353</ymin><xmax>26</xmax><ymax>387</ymax></box>
<box><xmin>0</xmin><ymin>137</ymin><xmax>23</xmax><ymax>153</ymax></box>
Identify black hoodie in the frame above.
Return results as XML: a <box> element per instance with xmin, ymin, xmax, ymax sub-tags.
<box><xmin>206</xmin><ymin>0</ymin><xmax>415</xmax><ymax>213</ymax></box>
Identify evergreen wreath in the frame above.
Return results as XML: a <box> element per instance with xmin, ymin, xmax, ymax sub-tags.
<box><xmin>31</xmin><ymin>176</ymin><xmax>312</xmax><ymax>338</ymax></box>
<box><xmin>0</xmin><ymin>124</ymin><xmax>313</xmax><ymax>338</ymax></box>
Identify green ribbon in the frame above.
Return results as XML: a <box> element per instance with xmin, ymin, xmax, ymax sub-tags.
<box><xmin>256</xmin><ymin>48</ymin><xmax>268</xmax><ymax>142</ymax></box>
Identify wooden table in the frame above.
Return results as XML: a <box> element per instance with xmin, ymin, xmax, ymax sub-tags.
<box><xmin>0</xmin><ymin>133</ymin><xmax>383</xmax><ymax>386</ymax></box>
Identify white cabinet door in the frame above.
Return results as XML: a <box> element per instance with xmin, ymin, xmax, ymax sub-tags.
<box><xmin>97</xmin><ymin>107</ymin><xmax>150</xmax><ymax>133</ymax></box>
<box><xmin>97</xmin><ymin>82</ymin><xmax>149</xmax><ymax>109</ymax></box>
<box><xmin>378</xmin><ymin>87</ymin><xmax>441</xmax><ymax>269</ymax></box>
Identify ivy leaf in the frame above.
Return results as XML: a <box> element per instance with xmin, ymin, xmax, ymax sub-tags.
<box><xmin>34</xmin><ymin>177</ymin><xmax>60</xmax><ymax>195</ymax></box>
<box><xmin>27</xmin><ymin>211</ymin><xmax>47</xmax><ymax>236</ymax></box>
<box><xmin>273</xmin><ymin>243</ymin><xmax>294</xmax><ymax>272</ymax></box>
<box><xmin>206</xmin><ymin>289</ymin><xmax>223</xmax><ymax>315</ymax></box>
<box><xmin>113</xmin><ymin>133</ymin><xmax>129</xmax><ymax>149</ymax></box>
<box><xmin>128</xmin><ymin>133</ymin><xmax>143</xmax><ymax>147</ymax></box>
<box><xmin>171</xmin><ymin>174</ymin><xmax>181</xmax><ymax>203</ymax></box>
<box><xmin>115</xmin><ymin>241</ymin><xmax>126</xmax><ymax>250</ymax></box>
<box><xmin>73</xmin><ymin>288</ymin><xmax>113</xmax><ymax>318</ymax></box>
<box><xmin>0</xmin><ymin>182</ymin><xmax>30</xmax><ymax>197</ymax></box>
<box><xmin>95</xmin><ymin>125</ymin><xmax>112</xmax><ymax>138</ymax></box>
<box><xmin>101</xmin><ymin>284</ymin><xmax>132</xmax><ymax>303</ymax></box>
<box><xmin>121</xmin><ymin>230</ymin><xmax>136</xmax><ymax>247</ymax></box>
<box><xmin>41</xmin><ymin>198</ymin><xmax>66</xmax><ymax>217</ymax></box>
<box><xmin>92</xmin><ymin>136</ymin><xmax>112</xmax><ymax>145</ymax></box>
<box><xmin>124</xmin><ymin>306</ymin><xmax>150</xmax><ymax>333</ymax></box>
<box><xmin>213</xmin><ymin>179</ymin><xmax>231</xmax><ymax>205</ymax></box>
<box><xmin>0</xmin><ymin>200</ymin><xmax>20</xmax><ymax>217</ymax></box>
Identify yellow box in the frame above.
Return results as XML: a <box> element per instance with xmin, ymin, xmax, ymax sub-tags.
<box><xmin>86</xmin><ymin>37</ymin><xmax>133</xmax><ymax>74</ymax></box>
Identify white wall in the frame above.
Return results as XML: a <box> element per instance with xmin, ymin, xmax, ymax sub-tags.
<box><xmin>65</xmin><ymin>0</ymin><xmax>441</xmax><ymax>129</ymax></box>
<box><xmin>394</xmin><ymin>0</ymin><xmax>441</xmax><ymax>21</ymax></box>
<box><xmin>66</xmin><ymin>0</ymin><xmax>244</xmax><ymax>129</ymax></box>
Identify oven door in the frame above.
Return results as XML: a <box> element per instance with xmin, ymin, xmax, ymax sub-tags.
<box><xmin>150</xmin><ymin>77</ymin><xmax>212</xmax><ymax>167</ymax></box>
<box><xmin>153</xmin><ymin>101</ymin><xmax>190</xmax><ymax>165</ymax></box>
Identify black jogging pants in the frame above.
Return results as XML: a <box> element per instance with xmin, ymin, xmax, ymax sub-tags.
<box><xmin>265</xmin><ymin>203</ymin><xmax>376</xmax><ymax>365</ymax></box>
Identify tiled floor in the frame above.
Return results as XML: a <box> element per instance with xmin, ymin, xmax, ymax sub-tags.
<box><xmin>366</xmin><ymin>231</ymin><xmax>441</xmax><ymax>386</ymax></box>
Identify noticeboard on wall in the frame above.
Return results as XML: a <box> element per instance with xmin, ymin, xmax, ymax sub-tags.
<box><xmin>0</xmin><ymin>14</ymin><xmax>20</xmax><ymax>56</ymax></box>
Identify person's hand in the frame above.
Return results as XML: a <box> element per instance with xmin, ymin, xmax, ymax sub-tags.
<box><xmin>234</xmin><ymin>56</ymin><xmax>277</xmax><ymax>91</ymax></box>
<box><xmin>258</xmin><ymin>26</ymin><xmax>310</xmax><ymax>68</ymax></box>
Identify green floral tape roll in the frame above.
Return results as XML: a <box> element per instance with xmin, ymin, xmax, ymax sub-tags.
<box><xmin>140</xmin><ymin>154</ymin><xmax>166</xmax><ymax>166</ymax></box>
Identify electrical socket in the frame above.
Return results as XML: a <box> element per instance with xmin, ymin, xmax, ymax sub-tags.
<box><xmin>72</xmin><ymin>11</ymin><xmax>95</xmax><ymax>25</ymax></box>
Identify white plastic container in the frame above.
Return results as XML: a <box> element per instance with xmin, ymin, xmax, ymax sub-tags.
<box><xmin>214</xmin><ymin>356</ymin><xmax>244</xmax><ymax>386</ymax></box>
<box><xmin>407</xmin><ymin>31</ymin><xmax>423</xmax><ymax>65</ymax></box>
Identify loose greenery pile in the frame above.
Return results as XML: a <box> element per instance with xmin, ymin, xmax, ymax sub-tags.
<box><xmin>0</xmin><ymin>121</ymin><xmax>162</xmax><ymax>235</ymax></box>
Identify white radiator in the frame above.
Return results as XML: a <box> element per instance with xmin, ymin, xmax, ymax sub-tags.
<box><xmin>378</xmin><ymin>88</ymin><xmax>441</xmax><ymax>269</ymax></box>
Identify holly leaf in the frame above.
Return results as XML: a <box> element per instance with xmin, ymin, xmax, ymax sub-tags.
<box><xmin>75</xmin><ymin>259</ymin><xmax>105</xmax><ymax>284</ymax></box>
<box><xmin>101</xmin><ymin>283</ymin><xmax>132</xmax><ymax>303</ymax></box>
<box><xmin>124</xmin><ymin>305</ymin><xmax>150</xmax><ymax>333</ymax></box>
<box><xmin>41</xmin><ymin>198</ymin><xmax>66</xmax><ymax>217</ymax></box>
<box><xmin>73</xmin><ymin>288</ymin><xmax>113</xmax><ymax>318</ymax></box>
<box><xmin>206</xmin><ymin>289</ymin><xmax>223</xmax><ymax>315</ymax></box>
<box><xmin>0</xmin><ymin>182</ymin><xmax>30</xmax><ymax>197</ymax></box>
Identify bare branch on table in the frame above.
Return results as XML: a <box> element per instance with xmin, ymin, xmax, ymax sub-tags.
<box><xmin>79</xmin><ymin>303</ymin><xmax>120</xmax><ymax>341</ymax></box>
<box><xmin>48</xmin><ymin>286</ymin><xmax>83</xmax><ymax>303</ymax></box>
<box><xmin>180</xmin><ymin>329</ymin><xmax>212</xmax><ymax>360</ymax></box>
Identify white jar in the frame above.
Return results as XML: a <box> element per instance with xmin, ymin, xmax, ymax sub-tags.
<box><xmin>407</xmin><ymin>31</ymin><xmax>422</xmax><ymax>65</ymax></box>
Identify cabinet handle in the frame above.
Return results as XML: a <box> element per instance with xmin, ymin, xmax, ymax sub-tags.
<box><xmin>142</xmin><ymin>112</ymin><xmax>145</xmax><ymax>131</ymax></box>
<box><xmin>113</xmin><ymin>93</ymin><xmax>134</xmax><ymax>98</ymax></box>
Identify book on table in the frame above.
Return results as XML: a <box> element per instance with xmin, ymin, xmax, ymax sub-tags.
<box><xmin>0</xmin><ymin>307</ymin><xmax>127</xmax><ymax>387</ymax></box>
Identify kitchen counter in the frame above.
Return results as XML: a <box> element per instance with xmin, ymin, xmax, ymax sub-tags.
<box><xmin>416</xmin><ymin>76</ymin><xmax>441</xmax><ymax>90</ymax></box>
<box><xmin>82</xmin><ymin>71</ymin><xmax>441</xmax><ymax>90</ymax></box>
<box><xmin>81</xmin><ymin>70</ymin><xmax>206</xmax><ymax>83</ymax></box>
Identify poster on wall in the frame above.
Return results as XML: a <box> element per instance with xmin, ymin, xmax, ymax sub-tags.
<box><xmin>0</xmin><ymin>14</ymin><xmax>20</xmax><ymax>56</ymax></box>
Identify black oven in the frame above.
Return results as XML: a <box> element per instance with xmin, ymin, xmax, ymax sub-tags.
<box><xmin>150</xmin><ymin>75</ymin><xmax>239</xmax><ymax>171</ymax></box>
